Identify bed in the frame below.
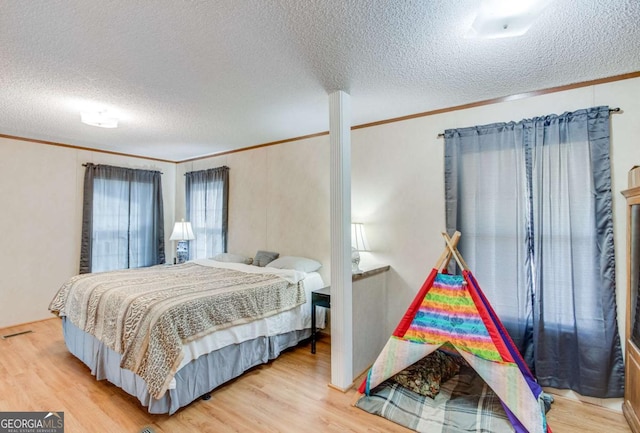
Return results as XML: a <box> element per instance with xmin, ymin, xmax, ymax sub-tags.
<box><xmin>49</xmin><ymin>258</ymin><xmax>325</xmax><ymax>415</ymax></box>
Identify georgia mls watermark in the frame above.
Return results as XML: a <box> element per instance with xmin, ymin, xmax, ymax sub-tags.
<box><xmin>0</xmin><ymin>412</ymin><xmax>64</xmax><ymax>433</ymax></box>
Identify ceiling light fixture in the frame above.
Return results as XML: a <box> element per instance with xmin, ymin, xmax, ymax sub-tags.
<box><xmin>467</xmin><ymin>0</ymin><xmax>554</xmax><ymax>39</ymax></box>
<box><xmin>80</xmin><ymin>110</ymin><xmax>119</xmax><ymax>128</ymax></box>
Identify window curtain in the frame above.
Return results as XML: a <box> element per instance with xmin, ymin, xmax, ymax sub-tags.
<box><xmin>185</xmin><ymin>166</ymin><xmax>229</xmax><ymax>259</ymax></box>
<box><xmin>80</xmin><ymin>164</ymin><xmax>165</xmax><ymax>273</ymax></box>
<box><xmin>444</xmin><ymin>106</ymin><xmax>625</xmax><ymax>398</ymax></box>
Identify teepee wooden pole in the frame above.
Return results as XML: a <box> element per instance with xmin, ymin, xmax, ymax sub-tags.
<box><xmin>435</xmin><ymin>231</ymin><xmax>461</xmax><ymax>270</ymax></box>
<box><xmin>441</xmin><ymin>231</ymin><xmax>461</xmax><ymax>270</ymax></box>
<box><xmin>441</xmin><ymin>232</ymin><xmax>468</xmax><ymax>271</ymax></box>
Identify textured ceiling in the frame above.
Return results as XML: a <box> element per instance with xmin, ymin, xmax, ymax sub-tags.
<box><xmin>1</xmin><ymin>0</ymin><xmax>639</xmax><ymax>161</ymax></box>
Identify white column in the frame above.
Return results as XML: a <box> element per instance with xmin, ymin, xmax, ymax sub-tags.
<box><xmin>329</xmin><ymin>90</ymin><xmax>353</xmax><ymax>390</ymax></box>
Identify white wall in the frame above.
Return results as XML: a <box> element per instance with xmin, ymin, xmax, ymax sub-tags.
<box><xmin>0</xmin><ymin>137</ymin><xmax>176</xmax><ymax>329</ymax></box>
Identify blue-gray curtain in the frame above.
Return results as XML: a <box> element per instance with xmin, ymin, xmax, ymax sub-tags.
<box><xmin>80</xmin><ymin>164</ymin><xmax>165</xmax><ymax>273</ymax></box>
<box><xmin>444</xmin><ymin>106</ymin><xmax>624</xmax><ymax>398</ymax></box>
<box><xmin>185</xmin><ymin>166</ymin><xmax>229</xmax><ymax>259</ymax></box>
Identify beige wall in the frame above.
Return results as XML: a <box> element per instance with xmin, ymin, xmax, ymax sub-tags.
<box><xmin>176</xmin><ymin>135</ymin><xmax>331</xmax><ymax>284</ymax></box>
<box><xmin>172</xmin><ymin>77</ymin><xmax>639</xmax><ymax>344</ymax></box>
<box><xmin>352</xmin><ymin>78</ymin><xmax>640</xmax><ymax>342</ymax></box>
<box><xmin>350</xmin><ymin>78</ymin><xmax>639</xmax><ymax>409</ymax></box>
<box><xmin>360</xmin><ymin>78</ymin><xmax>640</xmax><ymax>340</ymax></box>
<box><xmin>1</xmin><ymin>77</ymin><xmax>637</xmax><ymax>358</ymax></box>
<box><xmin>0</xmin><ymin>137</ymin><xmax>176</xmax><ymax>329</ymax></box>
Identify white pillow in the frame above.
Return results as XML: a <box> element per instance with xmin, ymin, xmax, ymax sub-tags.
<box><xmin>266</xmin><ymin>256</ymin><xmax>322</xmax><ymax>272</ymax></box>
<box><xmin>211</xmin><ymin>253</ymin><xmax>253</xmax><ymax>265</ymax></box>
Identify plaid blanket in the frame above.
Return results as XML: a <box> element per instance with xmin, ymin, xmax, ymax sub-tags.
<box><xmin>356</xmin><ymin>366</ymin><xmax>514</xmax><ymax>433</ymax></box>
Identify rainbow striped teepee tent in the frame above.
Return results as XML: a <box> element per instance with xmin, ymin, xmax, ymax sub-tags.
<box><xmin>357</xmin><ymin>232</ymin><xmax>551</xmax><ymax>433</ymax></box>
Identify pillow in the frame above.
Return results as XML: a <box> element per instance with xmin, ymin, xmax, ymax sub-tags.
<box><xmin>389</xmin><ymin>350</ymin><xmax>461</xmax><ymax>398</ymax></box>
<box><xmin>211</xmin><ymin>253</ymin><xmax>252</xmax><ymax>265</ymax></box>
<box><xmin>253</xmin><ymin>250</ymin><xmax>279</xmax><ymax>267</ymax></box>
<box><xmin>266</xmin><ymin>256</ymin><xmax>322</xmax><ymax>273</ymax></box>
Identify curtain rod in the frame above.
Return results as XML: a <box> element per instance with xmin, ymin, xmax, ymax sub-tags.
<box><xmin>183</xmin><ymin>165</ymin><xmax>230</xmax><ymax>175</ymax></box>
<box><xmin>81</xmin><ymin>163</ymin><xmax>163</xmax><ymax>174</ymax></box>
<box><xmin>436</xmin><ymin>107</ymin><xmax>621</xmax><ymax>138</ymax></box>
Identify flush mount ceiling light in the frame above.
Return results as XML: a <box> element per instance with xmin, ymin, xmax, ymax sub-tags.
<box><xmin>467</xmin><ymin>0</ymin><xmax>555</xmax><ymax>39</ymax></box>
<box><xmin>80</xmin><ymin>110</ymin><xmax>119</xmax><ymax>128</ymax></box>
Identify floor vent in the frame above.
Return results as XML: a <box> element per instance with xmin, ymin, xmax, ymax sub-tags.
<box><xmin>1</xmin><ymin>330</ymin><xmax>33</xmax><ymax>339</ymax></box>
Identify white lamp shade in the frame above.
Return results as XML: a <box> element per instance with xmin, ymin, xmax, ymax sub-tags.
<box><xmin>351</xmin><ymin>223</ymin><xmax>371</xmax><ymax>252</ymax></box>
<box><xmin>169</xmin><ymin>220</ymin><xmax>195</xmax><ymax>241</ymax></box>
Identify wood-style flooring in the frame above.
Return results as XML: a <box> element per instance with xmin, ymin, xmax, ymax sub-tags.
<box><xmin>0</xmin><ymin>319</ymin><xmax>632</xmax><ymax>432</ymax></box>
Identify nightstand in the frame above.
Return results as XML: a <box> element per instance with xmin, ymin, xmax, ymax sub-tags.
<box><xmin>311</xmin><ymin>286</ymin><xmax>330</xmax><ymax>354</ymax></box>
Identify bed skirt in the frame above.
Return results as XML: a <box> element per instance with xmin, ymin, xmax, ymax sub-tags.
<box><xmin>62</xmin><ymin>317</ymin><xmax>310</xmax><ymax>415</ymax></box>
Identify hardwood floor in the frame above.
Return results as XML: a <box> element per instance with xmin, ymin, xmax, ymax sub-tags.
<box><xmin>0</xmin><ymin>318</ymin><xmax>632</xmax><ymax>433</ymax></box>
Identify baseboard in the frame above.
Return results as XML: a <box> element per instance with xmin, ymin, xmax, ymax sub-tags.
<box><xmin>544</xmin><ymin>387</ymin><xmax>623</xmax><ymax>412</ymax></box>
<box><xmin>327</xmin><ymin>382</ymin><xmax>352</xmax><ymax>393</ymax></box>
<box><xmin>0</xmin><ymin>316</ymin><xmax>58</xmax><ymax>334</ymax></box>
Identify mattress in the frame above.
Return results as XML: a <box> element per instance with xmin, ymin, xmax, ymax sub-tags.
<box><xmin>175</xmin><ymin>269</ymin><xmax>325</xmax><ymax>377</ymax></box>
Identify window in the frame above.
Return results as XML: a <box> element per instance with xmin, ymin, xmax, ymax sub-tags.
<box><xmin>444</xmin><ymin>106</ymin><xmax>624</xmax><ymax>398</ymax></box>
<box><xmin>185</xmin><ymin>166</ymin><xmax>229</xmax><ymax>259</ymax></box>
<box><xmin>80</xmin><ymin>164</ymin><xmax>165</xmax><ymax>273</ymax></box>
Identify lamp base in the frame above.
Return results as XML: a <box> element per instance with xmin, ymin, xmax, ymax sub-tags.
<box><xmin>351</xmin><ymin>248</ymin><xmax>362</xmax><ymax>274</ymax></box>
<box><xmin>176</xmin><ymin>240</ymin><xmax>189</xmax><ymax>264</ymax></box>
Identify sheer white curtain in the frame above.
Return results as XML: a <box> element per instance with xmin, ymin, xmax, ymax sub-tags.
<box><xmin>444</xmin><ymin>106</ymin><xmax>624</xmax><ymax>398</ymax></box>
<box><xmin>185</xmin><ymin>166</ymin><xmax>229</xmax><ymax>259</ymax></box>
<box><xmin>80</xmin><ymin>164</ymin><xmax>165</xmax><ymax>273</ymax></box>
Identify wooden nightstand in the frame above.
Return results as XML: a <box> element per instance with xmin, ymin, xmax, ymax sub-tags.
<box><xmin>311</xmin><ymin>286</ymin><xmax>330</xmax><ymax>354</ymax></box>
